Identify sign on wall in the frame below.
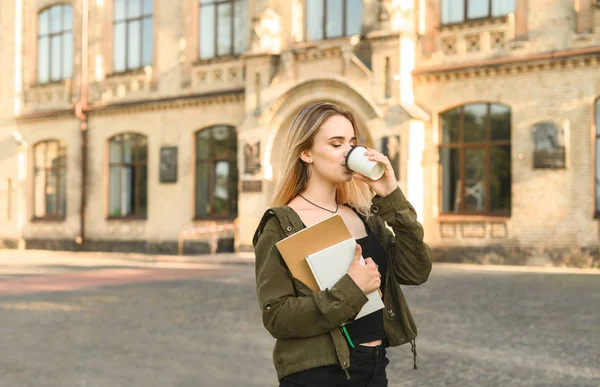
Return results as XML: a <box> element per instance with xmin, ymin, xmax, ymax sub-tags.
<box><xmin>531</xmin><ymin>122</ymin><xmax>566</xmax><ymax>169</ymax></box>
<box><xmin>241</xmin><ymin>180</ymin><xmax>263</xmax><ymax>193</ymax></box>
<box><xmin>244</xmin><ymin>141</ymin><xmax>261</xmax><ymax>175</ymax></box>
<box><xmin>159</xmin><ymin>146</ymin><xmax>178</xmax><ymax>183</ymax></box>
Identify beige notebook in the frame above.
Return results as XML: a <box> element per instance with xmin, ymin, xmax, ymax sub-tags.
<box><xmin>275</xmin><ymin>214</ymin><xmax>352</xmax><ymax>292</ymax></box>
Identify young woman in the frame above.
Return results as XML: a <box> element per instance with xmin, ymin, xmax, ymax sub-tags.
<box><xmin>253</xmin><ymin>102</ymin><xmax>432</xmax><ymax>387</ymax></box>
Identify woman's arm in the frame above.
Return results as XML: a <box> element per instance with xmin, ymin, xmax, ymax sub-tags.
<box><xmin>371</xmin><ymin>187</ymin><xmax>432</xmax><ymax>286</ymax></box>
<box><xmin>254</xmin><ymin>219</ymin><xmax>368</xmax><ymax>340</ymax></box>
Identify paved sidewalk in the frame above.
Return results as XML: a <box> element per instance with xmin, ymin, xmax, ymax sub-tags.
<box><xmin>0</xmin><ymin>249</ymin><xmax>255</xmax><ymax>269</ymax></box>
<box><xmin>1</xmin><ymin>248</ymin><xmax>598</xmax><ymax>275</ymax></box>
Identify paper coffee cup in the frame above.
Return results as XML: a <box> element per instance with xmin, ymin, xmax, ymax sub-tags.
<box><xmin>345</xmin><ymin>146</ymin><xmax>385</xmax><ymax>180</ymax></box>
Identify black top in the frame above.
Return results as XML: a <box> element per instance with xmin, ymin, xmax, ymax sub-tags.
<box><xmin>343</xmin><ymin>221</ymin><xmax>387</xmax><ymax>346</ymax></box>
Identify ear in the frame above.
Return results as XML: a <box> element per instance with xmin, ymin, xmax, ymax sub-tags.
<box><xmin>299</xmin><ymin>150</ymin><xmax>312</xmax><ymax>164</ymax></box>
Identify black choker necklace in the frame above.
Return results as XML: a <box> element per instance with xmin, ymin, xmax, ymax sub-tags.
<box><xmin>298</xmin><ymin>194</ymin><xmax>338</xmax><ymax>214</ymax></box>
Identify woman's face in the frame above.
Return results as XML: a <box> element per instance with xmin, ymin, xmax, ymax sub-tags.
<box><xmin>305</xmin><ymin>114</ymin><xmax>357</xmax><ymax>184</ymax></box>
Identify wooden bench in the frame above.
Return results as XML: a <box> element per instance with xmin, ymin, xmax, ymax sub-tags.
<box><xmin>177</xmin><ymin>219</ymin><xmax>239</xmax><ymax>255</ymax></box>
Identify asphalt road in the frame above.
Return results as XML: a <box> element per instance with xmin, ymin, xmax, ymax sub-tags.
<box><xmin>0</xmin><ymin>260</ymin><xmax>598</xmax><ymax>387</ymax></box>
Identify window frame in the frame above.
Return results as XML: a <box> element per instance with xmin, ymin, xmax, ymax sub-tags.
<box><xmin>107</xmin><ymin>133</ymin><xmax>149</xmax><ymax>220</ymax></box>
<box><xmin>438</xmin><ymin>102</ymin><xmax>512</xmax><ymax>217</ymax></box>
<box><xmin>32</xmin><ymin>140</ymin><xmax>67</xmax><ymax>221</ymax></box>
<box><xmin>304</xmin><ymin>0</ymin><xmax>362</xmax><ymax>42</ymax></box>
<box><xmin>112</xmin><ymin>0</ymin><xmax>154</xmax><ymax>73</ymax></box>
<box><xmin>37</xmin><ymin>4</ymin><xmax>73</xmax><ymax>83</ymax></box>
<box><xmin>595</xmin><ymin>97</ymin><xmax>600</xmax><ymax>218</ymax></box>
<box><xmin>440</xmin><ymin>0</ymin><xmax>514</xmax><ymax>26</ymax></box>
<box><xmin>197</xmin><ymin>0</ymin><xmax>248</xmax><ymax>60</ymax></box>
<box><xmin>194</xmin><ymin>126</ymin><xmax>238</xmax><ymax>220</ymax></box>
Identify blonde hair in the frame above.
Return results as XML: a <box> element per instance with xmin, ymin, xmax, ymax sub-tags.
<box><xmin>271</xmin><ymin>102</ymin><xmax>373</xmax><ymax>216</ymax></box>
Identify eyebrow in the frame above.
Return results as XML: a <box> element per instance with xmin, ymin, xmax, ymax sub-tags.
<box><xmin>328</xmin><ymin>136</ymin><xmax>357</xmax><ymax>141</ymax></box>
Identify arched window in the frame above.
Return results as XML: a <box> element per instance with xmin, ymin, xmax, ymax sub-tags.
<box><xmin>198</xmin><ymin>0</ymin><xmax>248</xmax><ymax>59</ymax></box>
<box><xmin>195</xmin><ymin>126</ymin><xmax>238</xmax><ymax>218</ymax></box>
<box><xmin>108</xmin><ymin>133</ymin><xmax>148</xmax><ymax>218</ymax></box>
<box><xmin>305</xmin><ymin>0</ymin><xmax>362</xmax><ymax>42</ymax></box>
<box><xmin>33</xmin><ymin>140</ymin><xmax>67</xmax><ymax>219</ymax></box>
<box><xmin>595</xmin><ymin>98</ymin><xmax>600</xmax><ymax>217</ymax></box>
<box><xmin>38</xmin><ymin>4</ymin><xmax>73</xmax><ymax>83</ymax></box>
<box><xmin>113</xmin><ymin>0</ymin><xmax>154</xmax><ymax>72</ymax></box>
<box><xmin>439</xmin><ymin>103</ymin><xmax>511</xmax><ymax>215</ymax></box>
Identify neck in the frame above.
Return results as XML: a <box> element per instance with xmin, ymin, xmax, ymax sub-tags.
<box><xmin>300</xmin><ymin>175</ymin><xmax>338</xmax><ymax>209</ymax></box>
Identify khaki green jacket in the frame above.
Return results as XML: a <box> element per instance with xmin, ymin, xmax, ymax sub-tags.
<box><xmin>253</xmin><ymin>187</ymin><xmax>432</xmax><ymax>381</ymax></box>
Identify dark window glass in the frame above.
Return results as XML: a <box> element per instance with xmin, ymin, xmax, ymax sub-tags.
<box><xmin>464</xmin><ymin>148</ymin><xmax>486</xmax><ymax>212</ymax></box>
<box><xmin>441</xmin><ymin>108</ymin><xmax>461</xmax><ymax>144</ymax></box>
<box><xmin>38</xmin><ymin>5</ymin><xmax>73</xmax><ymax>83</ymax></box>
<box><xmin>463</xmin><ymin>104</ymin><xmax>487</xmax><ymax>143</ymax></box>
<box><xmin>305</xmin><ymin>0</ymin><xmax>362</xmax><ymax>41</ymax></box>
<box><xmin>439</xmin><ymin>103</ymin><xmax>511</xmax><ymax>215</ymax></box>
<box><xmin>490</xmin><ymin>145</ymin><xmax>511</xmax><ymax>213</ymax></box>
<box><xmin>195</xmin><ymin>126</ymin><xmax>238</xmax><ymax>218</ymax></box>
<box><xmin>440</xmin><ymin>147</ymin><xmax>460</xmax><ymax>213</ymax></box>
<box><xmin>198</xmin><ymin>0</ymin><xmax>248</xmax><ymax>59</ymax></box>
<box><xmin>113</xmin><ymin>0</ymin><xmax>153</xmax><ymax>73</ymax></box>
<box><xmin>441</xmin><ymin>0</ymin><xmax>514</xmax><ymax>25</ymax></box>
<box><xmin>33</xmin><ymin>140</ymin><xmax>67</xmax><ymax>218</ymax></box>
<box><xmin>108</xmin><ymin>133</ymin><xmax>148</xmax><ymax>218</ymax></box>
<box><xmin>490</xmin><ymin>104</ymin><xmax>511</xmax><ymax>141</ymax></box>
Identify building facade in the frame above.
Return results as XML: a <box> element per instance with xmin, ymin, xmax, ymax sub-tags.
<box><xmin>1</xmin><ymin>0</ymin><xmax>600</xmax><ymax>264</ymax></box>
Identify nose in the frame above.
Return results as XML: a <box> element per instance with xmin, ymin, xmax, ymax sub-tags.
<box><xmin>343</xmin><ymin>144</ymin><xmax>354</xmax><ymax>157</ymax></box>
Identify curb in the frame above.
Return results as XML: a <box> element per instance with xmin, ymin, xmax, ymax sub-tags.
<box><xmin>0</xmin><ymin>249</ymin><xmax>256</xmax><ymax>266</ymax></box>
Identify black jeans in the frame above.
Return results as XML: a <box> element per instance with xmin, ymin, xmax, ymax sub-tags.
<box><xmin>279</xmin><ymin>344</ymin><xmax>389</xmax><ymax>387</ymax></box>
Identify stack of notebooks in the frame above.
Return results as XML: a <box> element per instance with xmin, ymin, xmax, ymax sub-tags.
<box><xmin>276</xmin><ymin>214</ymin><xmax>384</xmax><ymax>320</ymax></box>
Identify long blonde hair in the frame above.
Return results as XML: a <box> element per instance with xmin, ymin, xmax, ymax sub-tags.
<box><xmin>271</xmin><ymin>102</ymin><xmax>373</xmax><ymax>216</ymax></box>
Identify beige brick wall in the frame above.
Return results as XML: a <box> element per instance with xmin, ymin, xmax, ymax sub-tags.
<box><xmin>0</xmin><ymin>0</ymin><xmax>19</xmax><ymax>242</ymax></box>
<box><xmin>17</xmin><ymin>116</ymin><xmax>81</xmax><ymax>241</ymax></box>
<box><xmin>5</xmin><ymin>0</ymin><xmax>599</xmax><ymax>256</ymax></box>
<box><xmin>415</xmin><ymin>64</ymin><xmax>600</xmax><ymax>248</ymax></box>
<box><xmin>84</xmin><ymin>100</ymin><xmax>245</xmax><ymax>242</ymax></box>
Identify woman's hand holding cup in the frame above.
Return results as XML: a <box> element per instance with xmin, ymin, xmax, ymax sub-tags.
<box><xmin>347</xmin><ymin>146</ymin><xmax>398</xmax><ymax>198</ymax></box>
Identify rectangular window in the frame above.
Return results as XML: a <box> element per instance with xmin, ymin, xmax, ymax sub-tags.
<box><xmin>306</xmin><ymin>0</ymin><xmax>362</xmax><ymax>41</ymax></box>
<box><xmin>198</xmin><ymin>0</ymin><xmax>248</xmax><ymax>59</ymax></box>
<box><xmin>37</xmin><ymin>5</ymin><xmax>73</xmax><ymax>83</ymax></box>
<box><xmin>113</xmin><ymin>0</ymin><xmax>153</xmax><ymax>73</ymax></box>
<box><xmin>441</xmin><ymin>0</ymin><xmax>514</xmax><ymax>25</ymax></box>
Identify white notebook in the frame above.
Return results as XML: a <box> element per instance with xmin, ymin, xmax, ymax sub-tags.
<box><xmin>305</xmin><ymin>238</ymin><xmax>385</xmax><ymax>320</ymax></box>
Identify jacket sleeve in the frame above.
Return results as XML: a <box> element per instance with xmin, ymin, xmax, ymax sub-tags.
<box><xmin>371</xmin><ymin>187</ymin><xmax>432</xmax><ymax>286</ymax></box>
<box><xmin>254</xmin><ymin>218</ymin><xmax>368</xmax><ymax>340</ymax></box>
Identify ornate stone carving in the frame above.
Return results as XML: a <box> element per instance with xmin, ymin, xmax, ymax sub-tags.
<box><xmin>251</xmin><ymin>8</ymin><xmax>281</xmax><ymax>53</ymax></box>
<box><xmin>381</xmin><ymin>0</ymin><xmax>414</xmax><ymax>32</ymax></box>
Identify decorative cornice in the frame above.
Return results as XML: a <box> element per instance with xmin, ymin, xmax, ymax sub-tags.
<box><xmin>16</xmin><ymin>89</ymin><xmax>245</xmax><ymax>121</ymax></box>
<box><xmin>413</xmin><ymin>46</ymin><xmax>600</xmax><ymax>82</ymax></box>
<box><xmin>87</xmin><ymin>89</ymin><xmax>245</xmax><ymax>116</ymax></box>
<box><xmin>365</xmin><ymin>30</ymin><xmax>401</xmax><ymax>42</ymax></box>
<box><xmin>16</xmin><ymin>109</ymin><xmax>75</xmax><ymax>123</ymax></box>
